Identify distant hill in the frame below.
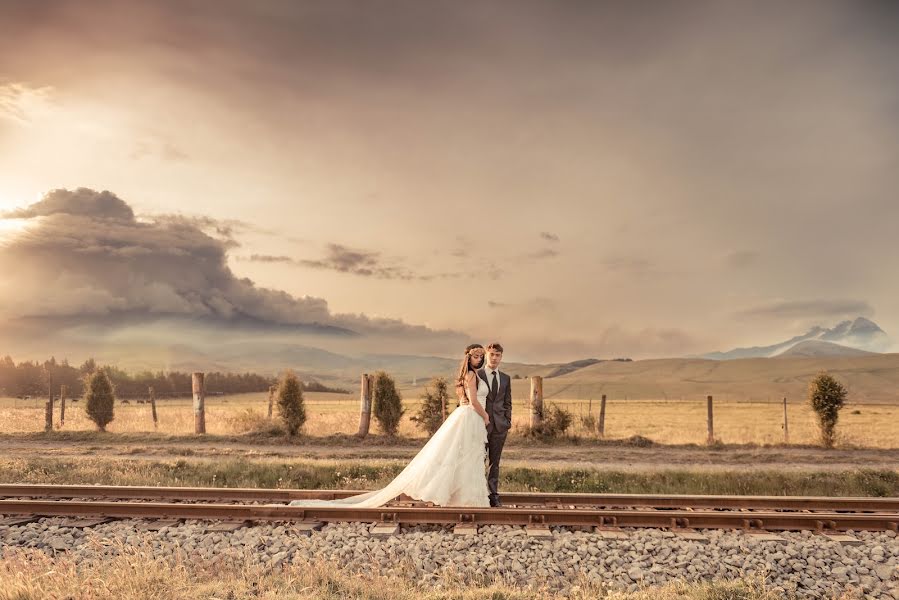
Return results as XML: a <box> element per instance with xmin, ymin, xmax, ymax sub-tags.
<box><xmin>546</xmin><ymin>358</ymin><xmax>603</xmax><ymax>378</ymax></box>
<box><xmin>534</xmin><ymin>353</ymin><xmax>899</xmax><ymax>403</ymax></box>
<box><xmin>775</xmin><ymin>340</ymin><xmax>875</xmax><ymax>359</ymax></box>
<box><xmin>702</xmin><ymin>317</ymin><xmax>890</xmax><ymax>360</ymax></box>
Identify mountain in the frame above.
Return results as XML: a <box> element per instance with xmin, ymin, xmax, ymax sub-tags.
<box><xmin>702</xmin><ymin>317</ymin><xmax>890</xmax><ymax>360</ymax></box>
<box><xmin>774</xmin><ymin>340</ymin><xmax>876</xmax><ymax>358</ymax></box>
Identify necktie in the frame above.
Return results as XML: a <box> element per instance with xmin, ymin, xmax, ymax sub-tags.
<box><xmin>490</xmin><ymin>371</ymin><xmax>498</xmax><ymax>397</ymax></box>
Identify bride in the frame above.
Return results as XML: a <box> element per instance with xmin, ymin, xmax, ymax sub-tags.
<box><xmin>289</xmin><ymin>344</ymin><xmax>492</xmax><ymax>508</ymax></box>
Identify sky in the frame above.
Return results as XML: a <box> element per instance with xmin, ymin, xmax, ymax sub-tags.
<box><xmin>1</xmin><ymin>0</ymin><xmax>898</xmax><ymax>363</ymax></box>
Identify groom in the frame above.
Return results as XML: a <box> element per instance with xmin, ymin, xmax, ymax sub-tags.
<box><xmin>478</xmin><ymin>342</ymin><xmax>512</xmax><ymax>507</ymax></box>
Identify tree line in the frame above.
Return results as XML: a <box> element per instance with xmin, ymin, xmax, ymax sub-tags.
<box><xmin>0</xmin><ymin>355</ymin><xmax>348</xmax><ymax>399</ymax></box>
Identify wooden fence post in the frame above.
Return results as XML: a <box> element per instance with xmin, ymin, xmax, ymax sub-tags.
<box><xmin>706</xmin><ymin>395</ymin><xmax>714</xmax><ymax>444</ymax></box>
<box><xmin>529</xmin><ymin>376</ymin><xmax>543</xmax><ymax>429</ymax></box>
<box><xmin>598</xmin><ymin>394</ymin><xmax>607</xmax><ymax>438</ymax></box>
<box><xmin>192</xmin><ymin>373</ymin><xmax>206</xmax><ymax>434</ymax></box>
<box><xmin>45</xmin><ymin>371</ymin><xmax>54</xmax><ymax>432</ymax></box>
<box><xmin>357</xmin><ymin>374</ymin><xmax>373</xmax><ymax>438</ymax></box>
<box><xmin>149</xmin><ymin>386</ymin><xmax>158</xmax><ymax>429</ymax></box>
<box><xmin>267</xmin><ymin>384</ymin><xmax>276</xmax><ymax>419</ymax></box>
<box><xmin>58</xmin><ymin>385</ymin><xmax>67</xmax><ymax>428</ymax></box>
<box><xmin>782</xmin><ymin>396</ymin><xmax>789</xmax><ymax>444</ymax></box>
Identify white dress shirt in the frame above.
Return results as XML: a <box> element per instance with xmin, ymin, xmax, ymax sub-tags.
<box><xmin>485</xmin><ymin>367</ymin><xmax>500</xmax><ymax>392</ymax></box>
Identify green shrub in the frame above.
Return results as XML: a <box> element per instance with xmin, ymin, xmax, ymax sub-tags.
<box><xmin>526</xmin><ymin>403</ymin><xmax>573</xmax><ymax>439</ymax></box>
<box><xmin>410</xmin><ymin>377</ymin><xmax>449</xmax><ymax>435</ymax></box>
<box><xmin>372</xmin><ymin>371</ymin><xmax>404</xmax><ymax>436</ymax></box>
<box><xmin>578</xmin><ymin>413</ymin><xmax>597</xmax><ymax>433</ymax></box>
<box><xmin>230</xmin><ymin>408</ymin><xmax>285</xmax><ymax>436</ymax></box>
<box><xmin>84</xmin><ymin>370</ymin><xmax>115</xmax><ymax>432</ymax></box>
<box><xmin>277</xmin><ymin>371</ymin><xmax>306</xmax><ymax>436</ymax></box>
<box><xmin>808</xmin><ymin>371</ymin><xmax>847</xmax><ymax>448</ymax></box>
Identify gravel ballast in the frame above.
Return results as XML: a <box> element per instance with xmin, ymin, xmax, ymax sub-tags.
<box><xmin>1</xmin><ymin>519</ymin><xmax>897</xmax><ymax>598</ymax></box>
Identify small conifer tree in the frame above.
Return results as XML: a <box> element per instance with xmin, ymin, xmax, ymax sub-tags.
<box><xmin>277</xmin><ymin>371</ymin><xmax>306</xmax><ymax>436</ymax></box>
<box><xmin>85</xmin><ymin>369</ymin><xmax>115</xmax><ymax>432</ymax></box>
<box><xmin>808</xmin><ymin>371</ymin><xmax>847</xmax><ymax>448</ymax></box>
<box><xmin>372</xmin><ymin>371</ymin><xmax>404</xmax><ymax>436</ymax></box>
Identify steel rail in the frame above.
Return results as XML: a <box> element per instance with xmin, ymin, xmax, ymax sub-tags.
<box><xmin>1</xmin><ymin>499</ymin><xmax>898</xmax><ymax>532</ymax></box>
<box><xmin>1</xmin><ymin>484</ymin><xmax>897</xmax><ymax>512</ymax></box>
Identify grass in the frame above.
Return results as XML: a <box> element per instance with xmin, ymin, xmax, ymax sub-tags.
<box><xmin>0</xmin><ymin>545</ymin><xmax>824</xmax><ymax>600</ymax></box>
<box><xmin>2</xmin><ymin>393</ymin><xmax>897</xmax><ymax>448</ymax></box>
<box><xmin>2</xmin><ymin>456</ymin><xmax>897</xmax><ymax>497</ymax></box>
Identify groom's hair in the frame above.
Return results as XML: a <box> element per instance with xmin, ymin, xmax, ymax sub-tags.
<box><xmin>486</xmin><ymin>342</ymin><xmax>504</xmax><ymax>353</ymax></box>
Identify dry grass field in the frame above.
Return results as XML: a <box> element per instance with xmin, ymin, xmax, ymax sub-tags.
<box><xmin>1</xmin><ymin>391</ymin><xmax>896</xmax><ymax>448</ymax></box>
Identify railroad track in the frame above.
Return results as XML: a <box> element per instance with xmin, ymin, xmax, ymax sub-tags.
<box><xmin>1</xmin><ymin>484</ymin><xmax>897</xmax><ymax>533</ymax></box>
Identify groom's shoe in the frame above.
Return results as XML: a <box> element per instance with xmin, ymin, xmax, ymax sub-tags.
<box><xmin>489</xmin><ymin>496</ymin><xmax>502</xmax><ymax>508</ymax></box>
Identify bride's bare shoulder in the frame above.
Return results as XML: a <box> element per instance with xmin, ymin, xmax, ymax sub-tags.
<box><xmin>464</xmin><ymin>371</ymin><xmax>476</xmax><ymax>381</ymax></box>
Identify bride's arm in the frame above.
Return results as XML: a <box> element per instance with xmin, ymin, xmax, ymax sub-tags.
<box><xmin>465</xmin><ymin>372</ymin><xmax>490</xmax><ymax>425</ymax></box>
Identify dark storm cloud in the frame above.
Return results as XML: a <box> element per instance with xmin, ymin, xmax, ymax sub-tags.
<box><xmin>0</xmin><ymin>188</ymin><xmax>463</xmax><ymax>341</ymax></box>
<box><xmin>2</xmin><ymin>0</ymin><xmax>899</xmax><ymax>357</ymax></box>
<box><xmin>736</xmin><ymin>300</ymin><xmax>874</xmax><ymax>321</ymax></box>
<box><xmin>2</xmin><ymin>188</ymin><xmax>134</xmax><ymax>220</ymax></box>
<box><xmin>154</xmin><ymin>213</ymin><xmax>261</xmax><ymax>248</ymax></box>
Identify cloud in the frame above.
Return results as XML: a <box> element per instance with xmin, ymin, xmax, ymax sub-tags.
<box><xmin>600</xmin><ymin>256</ymin><xmax>653</xmax><ymax>273</ymax></box>
<box><xmin>145</xmin><ymin>213</ymin><xmax>257</xmax><ymax>250</ymax></box>
<box><xmin>735</xmin><ymin>299</ymin><xmax>874</xmax><ymax>321</ymax></box>
<box><xmin>593</xmin><ymin>325</ymin><xmax>700</xmax><ymax>358</ymax></box>
<box><xmin>487</xmin><ymin>297</ymin><xmax>556</xmax><ymax>312</ymax></box>
<box><xmin>247</xmin><ymin>243</ymin><xmax>471</xmax><ymax>281</ymax></box>
<box><xmin>0</xmin><ymin>82</ymin><xmax>53</xmax><ymax>125</ymax></box>
<box><xmin>130</xmin><ymin>137</ymin><xmax>189</xmax><ymax>162</ymax></box>
<box><xmin>0</xmin><ymin>188</ymin><xmax>464</xmax><ymax>344</ymax></box>
<box><xmin>299</xmin><ymin>244</ymin><xmax>388</xmax><ymax>277</ymax></box>
<box><xmin>725</xmin><ymin>250</ymin><xmax>759</xmax><ymax>269</ymax></box>
<box><xmin>501</xmin><ymin>324</ymin><xmax>704</xmax><ymax>362</ymax></box>
<box><xmin>294</xmin><ymin>243</ymin><xmax>425</xmax><ymax>280</ymax></box>
<box><xmin>3</xmin><ymin>187</ymin><xmax>135</xmax><ymax>220</ymax></box>
<box><xmin>246</xmin><ymin>254</ymin><xmax>293</xmax><ymax>263</ymax></box>
<box><xmin>525</xmin><ymin>248</ymin><xmax>559</xmax><ymax>260</ymax></box>
<box><xmin>540</xmin><ymin>231</ymin><xmax>560</xmax><ymax>242</ymax></box>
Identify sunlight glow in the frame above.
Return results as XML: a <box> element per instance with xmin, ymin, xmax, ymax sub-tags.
<box><xmin>0</xmin><ymin>218</ymin><xmax>30</xmax><ymax>239</ymax></box>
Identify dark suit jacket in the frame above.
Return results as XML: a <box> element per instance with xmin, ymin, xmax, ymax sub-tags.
<box><xmin>477</xmin><ymin>367</ymin><xmax>512</xmax><ymax>435</ymax></box>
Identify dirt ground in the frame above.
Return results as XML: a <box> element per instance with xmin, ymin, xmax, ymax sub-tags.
<box><xmin>1</xmin><ymin>435</ymin><xmax>897</xmax><ymax>472</ymax></box>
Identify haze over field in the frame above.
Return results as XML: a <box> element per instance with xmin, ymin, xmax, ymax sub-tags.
<box><xmin>2</xmin><ymin>1</ymin><xmax>898</xmax><ymax>366</ymax></box>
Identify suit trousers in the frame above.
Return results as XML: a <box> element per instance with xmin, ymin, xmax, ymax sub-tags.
<box><xmin>486</xmin><ymin>430</ymin><xmax>508</xmax><ymax>505</ymax></box>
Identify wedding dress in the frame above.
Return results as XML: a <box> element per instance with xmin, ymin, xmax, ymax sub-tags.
<box><xmin>288</xmin><ymin>386</ymin><xmax>489</xmax><ymax>508</ymax></box>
